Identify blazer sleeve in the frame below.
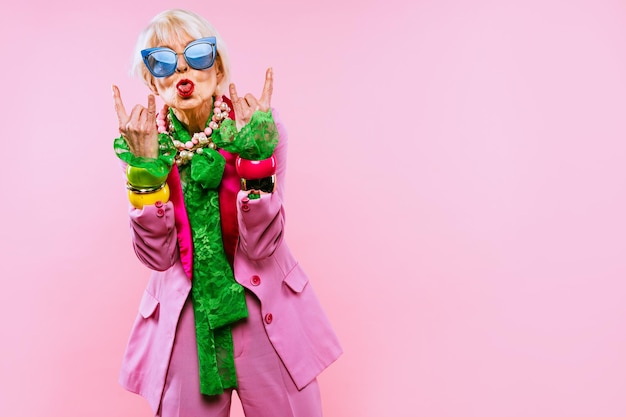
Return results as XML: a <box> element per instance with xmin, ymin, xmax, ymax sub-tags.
<box><xmin>236</xmin><ymin>108</ymin><xmax>288</xmax><ymax>261</ymax></box>
<box><xmin>128</xmin><ymin>199</ymin><xmax>179</xmax><ymax>271</ymax></box>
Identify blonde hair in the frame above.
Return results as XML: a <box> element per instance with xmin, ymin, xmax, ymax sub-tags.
<box><xmin>131</xmin><ymin>9</ymin><xmax>231</xmax><ymax>96</ymax></box>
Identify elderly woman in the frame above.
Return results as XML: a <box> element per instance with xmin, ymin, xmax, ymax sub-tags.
<box><xmin>112</xmin><ymin>9</ymin><xmax>341</xmax><ymax>417</ymax></box>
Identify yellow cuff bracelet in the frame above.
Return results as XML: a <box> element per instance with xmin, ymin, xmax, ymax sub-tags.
<box><xmin>127</xmin><ymin>183</ymin><xmax>170</xmax><ymax>209</ymax></box>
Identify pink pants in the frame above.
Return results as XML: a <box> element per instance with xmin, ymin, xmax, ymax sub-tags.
<box><xmin>157</xmin><ymin>291</ymin><xmax>323</xmax><ymax>417</ymax></box>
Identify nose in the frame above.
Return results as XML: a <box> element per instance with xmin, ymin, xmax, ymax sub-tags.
<box><xmin>175</xmin><ymin>53</ymin><xmax>188</xmax><ymax>73</ymax></box>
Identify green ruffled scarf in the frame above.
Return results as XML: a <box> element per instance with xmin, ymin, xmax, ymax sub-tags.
<box><xmin>114</xmin><ymin>101</ymin><xmax>278</xmax><ymax>395</ymax></box>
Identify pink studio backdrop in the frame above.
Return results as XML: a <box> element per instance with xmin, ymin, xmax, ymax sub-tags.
<box><xmin>1</xmin><ymin>0</ymin><xmax>625</xmax><ymax>416</ymax></box>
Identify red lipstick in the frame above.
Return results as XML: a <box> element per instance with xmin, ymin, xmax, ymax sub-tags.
<box><xmin>176</xmin><ymin>79</ymin><xmax>195</xmax><ymax>98</ymax></box>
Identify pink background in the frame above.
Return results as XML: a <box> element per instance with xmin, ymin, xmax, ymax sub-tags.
<box><xmin>1</xmin><ymin>0</ymin><xmax>625</xmax><ymax>416</ymax></box>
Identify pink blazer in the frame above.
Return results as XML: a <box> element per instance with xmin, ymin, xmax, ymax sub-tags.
<box><xmin>118</xmin><ymin>112</ymin><xmax>342</xmax><ymax>413</ymax></box>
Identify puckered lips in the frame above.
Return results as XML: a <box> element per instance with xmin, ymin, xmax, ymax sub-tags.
<box><xmin>176</xmin><ymin>79</ymin><xmax>195</xmax><ymax>98</ymax></box>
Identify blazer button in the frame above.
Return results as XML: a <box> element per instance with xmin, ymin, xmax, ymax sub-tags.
<box><xmin>241</xmin><ymin>204</ymin><xmax>250</xmax><ymax>212</ymax></box>
<box><xmin>156</xmin><ymin>208</ymin><xmax>165</xmax><ymax>218</ymax></box>
<box><xmin>155</xmin><ymin>200</ymin><xmax>164</xmax><ymax>208</ymax></box>
<box><xmin>242</xmin><ymin>197</ymin><xmax>250</xmax><ymax>204</ymax></box>
<box><xmin>264</xmin><ymin>313</ymin><xmax>273</xmax><ymax>324</ymax></box>
<box><xmin>251</xmin><ymin>275</ymin><xmax>261</xmax><ymax>286</ymax></box>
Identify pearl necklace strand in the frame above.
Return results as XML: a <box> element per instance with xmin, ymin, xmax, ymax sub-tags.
<box><xmin>156</xmin><ymin>99</ymin><xmax>232</xmax><ymax>166</ymax></box>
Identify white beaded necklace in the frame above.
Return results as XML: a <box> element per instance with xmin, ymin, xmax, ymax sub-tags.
<box><xmin>156</xmin><ymin>98</ymin><xmax>232</xmax><ymax>166</ymax></box>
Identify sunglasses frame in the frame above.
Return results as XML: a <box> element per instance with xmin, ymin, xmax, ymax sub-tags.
<box><xmin>141</xmin><ymin>36</ymin><xmax>217</xmax><ymax>78</ymax></box>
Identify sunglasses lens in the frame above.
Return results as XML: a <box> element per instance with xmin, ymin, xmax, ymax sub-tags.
<box><xmin>185</xmin><ymin>42</ymin><xmax>215</xmax><ymax>70</ymax></box>
<box><xmin>147</xmin><ymin>50</ymin><xmax>177</xmax><ymax>77</ymax></box>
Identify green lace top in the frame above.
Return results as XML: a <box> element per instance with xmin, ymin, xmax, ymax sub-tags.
<box><xmin>114</xmin><ymin>105</ymin><xmax>278</xmax><ymax>395</ymax></box>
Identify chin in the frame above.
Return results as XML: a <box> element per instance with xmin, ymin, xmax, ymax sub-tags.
<box><xmin>172</xmin><ymin>96</ymin><xmax>203</xmax><ymax>109</ymax></box>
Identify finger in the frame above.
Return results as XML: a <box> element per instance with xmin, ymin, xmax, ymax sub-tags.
<box><xmin>128</xmin><ymin>104</ymin><xmax>146</xmax><ymax>131</ymax></box>
<box><xmin>259</xmin><ymin>67</ymin><xmax>273</xmax><ymax>107</ymax></box>
<box><xmin>229</xmin><ymin>83</ymin><xmax>246</xmax><ymax>117</ymax></box>
<box><xmin>244</xmin><ymin>94</ymin><xmax>260</xmax><ymax>110</ymax></box>
<box><xmin>147</xmin><ymin>94</ymin><xmax>156</xmax><ymax>119</ymax></box>
<box><xmin>112</xmin><ymin>84</ymin><xmax>129</xmax><ymax>127</ymax></box>
<box><xmin>144</xmin><ymin>94</ymin><xmax>157</xmax><ymax>129</ymax></box>
<box><xmin>229</xmin><ymin>83</ymin><xmax>240</xmax><ymax>104</ymax></box>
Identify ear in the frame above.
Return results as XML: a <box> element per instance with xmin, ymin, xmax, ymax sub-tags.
<box><xmin>215</xmin><ymin>56</ymin><xmax>224</xmax><ymax>84</ymax></box>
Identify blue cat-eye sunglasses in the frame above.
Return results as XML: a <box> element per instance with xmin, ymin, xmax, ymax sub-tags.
<box><xmin>141</xmin><ymin>37</ymin><xmax>217</xmax><ymax>78</ymax></box>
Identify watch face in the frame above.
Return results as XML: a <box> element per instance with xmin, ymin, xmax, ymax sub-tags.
<box><xmin>241</xmin><ymin>176</ymin><xmax>275</xmax><ymax>193</ymax></box>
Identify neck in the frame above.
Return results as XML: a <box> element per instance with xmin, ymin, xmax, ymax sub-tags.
<box><xmin>172</xmin><ymin>97</ymin><xmax>215</xmax><ymax>133</ymax></box>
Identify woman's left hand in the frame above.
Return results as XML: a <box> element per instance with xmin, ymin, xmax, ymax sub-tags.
<box><xmin>229</xmin><ymin>67</ymin><xmax>273</xmax><ymax>130</ymax></box>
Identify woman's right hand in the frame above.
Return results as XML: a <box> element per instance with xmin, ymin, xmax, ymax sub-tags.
<box><xmin>112</xmin><ymin>84</ymin><xmax>159</xmax><ymax>159</ymax></box>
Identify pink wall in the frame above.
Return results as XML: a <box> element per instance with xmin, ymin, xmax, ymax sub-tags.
<box><xmin>1</xmin><ymin>0</ymin><xmax>625</xmax><ymax>416</ymax></box>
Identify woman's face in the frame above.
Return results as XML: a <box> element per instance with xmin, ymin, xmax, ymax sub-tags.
<box><xmin>148</xmin><ymin>34</ymin><xmax>222</xmax><ymax>112</ymax></box>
